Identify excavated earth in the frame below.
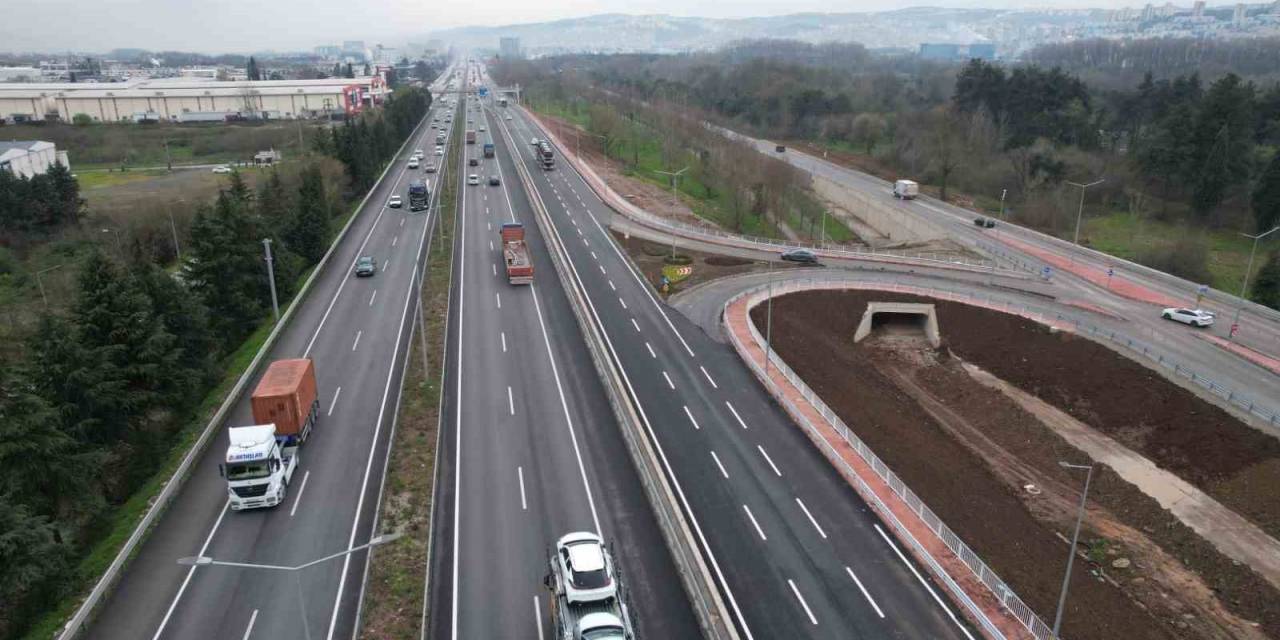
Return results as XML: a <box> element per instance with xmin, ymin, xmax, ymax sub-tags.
<box><xmin>752</xmin><ymin>289</ymin><xmax>1280</xmax><ymax>640</ymax></box>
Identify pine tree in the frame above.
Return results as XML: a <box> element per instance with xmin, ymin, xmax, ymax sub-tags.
<box><xmin>186</xmin><ymin>194</ymin><xmax>269</xmax><ymax>346</ymax></box>
<box><xmin>1252</xmin><ymin>251</ymin><xmax>1280</xmax><ymax>310</ymax></box>
<box><xmin>226</xmin><ymin>170</ymin><xmax>253</xmax><ymax>207</ymax></box>
<box><xmin>286</xmin><ymin>164</ymin><xmax>331</xmax><ymax>264</ymax></box>
<box><xmin>246</xmin><ymin>56</ymin><xmax>260</xmax><ymax>81</ymax></box>
<box><xmin>0</xmin><ymin>493</ymin><xmax>71</xmax><ymax>633</ymax></box>
<box><xmin>1253</xmin><ymin>153</ymin><xmax>1280</xmax><ymax>231</ymax></box>
<box><xmin>256</xmin><ymin>170</ymin><xmax>291</xmax><ymax>231</ymax></box>
<box><xmin>134</xmin><ymin>263</ymin><xmax>215</xmax><ymax>400</ymax></box>
<box><xmin>1190</xmin><ymin>73</ymin><xmax>1256</xmax><ymax>217</ymax></box>
<box><xmin>27</xmin><ymin>313</ymin><xmax>125</xmax><ymax>445</ymax></box>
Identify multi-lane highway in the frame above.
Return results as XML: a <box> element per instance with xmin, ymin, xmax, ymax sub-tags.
<box><xmin>85</xmin><ymin>67</ymin><xmax>459</xmax><ymax>640</ymax></box>
<box><xmin>425</xmin><ymin>74</ymin><xmax>699</xmax><ymax>640</ymax></box>
<box><xmin>439</xmin><ymin>62</ymin><xmax>981</xmax><ymax>639</ymax></box>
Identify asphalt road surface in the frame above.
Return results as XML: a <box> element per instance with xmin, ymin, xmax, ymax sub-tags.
<box><xmin>86</xmin><ymin>67</ymin><xmax>459</xmax><ymax>640</ymax></box>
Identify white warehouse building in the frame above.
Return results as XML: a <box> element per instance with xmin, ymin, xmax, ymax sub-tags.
<box><xmin>0</xmin><ymin>77</ymin><xmax>388</xmax><ymax>124</ymax></box>
<box><xmin>0</xmin><ymin>140</ymin><xmax>70</xmax><ymax>178</ymax></box>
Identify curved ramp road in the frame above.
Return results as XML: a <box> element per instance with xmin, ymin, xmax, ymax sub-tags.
<box><xmin>468</xmin><ymin>67</ymin><xmax>976</xmax><ymax>639</ymax></box>
<box><xmin>425</xmin><ymin>75</ymin><xmax>699</xmax><ymax>640</ymax></box>
<box><xmin>86</xmin><ymin>67</ymin><xmax>459</xmax><ymax>640</ymax></box>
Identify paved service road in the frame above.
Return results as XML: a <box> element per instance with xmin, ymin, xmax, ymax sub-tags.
<box><xmin>425</xmin><ymin>67</ymin><xmax>699</xmax><ymax>640</ymax></box>
<box><xmin>87</xmin><ymin>66</ymin><xmax>458</xmax><ymax>640</ymax></box>
<box><xmin>492</xmin><ymin>80</ymin><xmax>977</xmax><ymax>639</ymax></box>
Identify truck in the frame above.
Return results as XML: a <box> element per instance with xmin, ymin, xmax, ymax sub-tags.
<box><xmin>546</xmin><ymin>534</ymin><xmax>634</xmax><ymax>640</ymax></box>
<box><xmin>466</xmin><ymin>129</ymin><xmax>476</xmax><ymax>145</ymax></box>
<box><xmin>498</xmin><ymin>97</ymin><xmax>508</xmax><ymax>107</ymax></box>
<box><xmin>537</xmin><ymin>140</ymin><xmax>555</xmax><ymax>170</ymax></box>
<box><xmin>483</xmin><ymin>142</ymin><xmax>495</xmax><ymax>158</ymax></box>
<box><xmin>222</xmin><ymin>358</ymin><xmax>319</xmax><ymax>511</ymax></box>
<box><xmin>893</xmin><ymin>179</ymin><xmax>919</xmax><ymax>200</ymax></box>
<box><xmin>409</xmin><ymin>180</ymin><xmax>430</xmax><ymax>211</ymax></box>
<box><xmin>500</xmin><ymin>223</ymin><xmax>534</xmax><ymax>284</ymax></box>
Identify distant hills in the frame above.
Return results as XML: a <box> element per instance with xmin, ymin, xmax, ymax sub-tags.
<box><xmin>425</xmin><ymin>9</ymin><xmax>1100</xmax><ymax>55</ymax></box>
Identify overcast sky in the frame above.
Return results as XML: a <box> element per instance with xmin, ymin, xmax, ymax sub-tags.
<box><xmin>0</xmin><ymin>0</ymin><xmax>1228</xmax><ymax>54</ymax></box>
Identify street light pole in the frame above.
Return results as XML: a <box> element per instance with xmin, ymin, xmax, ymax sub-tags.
<box><xmin>262</xmin><ymin>238</ymin><xmax>280</xmax><ymax>322</ymax></box>
<box><xmin>167</xmin><ymin>208</ymin><xmax>182</xmax><ymax>261</ymax></box>
<box><xmin>765</xmin><ymin>259</ymin><xmax>774</xmax><ymax>379</ymax></box>
<box><xmin>177</xmin><ymin>533</ymin><xmax>401</xmax><ymax>640</ymax></box>
<box><xmin>1053</xmin><ymin>461</ymin><xmax>1094</xmax><ymax>638</ymax></box>
<box><xmin>1066</xmin><ymin>179</ymin><xmax>1105</xmax><ymax>247</ymax></box>
<box><xmin>35</xmin><ymin>263</ymin><xmax>65</xmax><ymax>308</ymax></box>
<box><xmin>1231</xmin><ymin>226</ymin><xmax>1279</xmax><ymax>338</ymax></box>
<box><xmin>100</xmin><ymin>227</ymin><xmax>124</xmax><ymax>259</ymax></box>
<box><xmin>655</xmin><ymin>167</ymin><xmax>689</xmax><ymax>258</ymax></box>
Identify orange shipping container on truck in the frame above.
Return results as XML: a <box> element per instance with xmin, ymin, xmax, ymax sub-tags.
<box><xmin>250</xmin><ymin>358</ymin><xmax>318</xmax><ymax>437</ymax></box>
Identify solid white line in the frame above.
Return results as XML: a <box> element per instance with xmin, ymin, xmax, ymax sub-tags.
<box><xmin>369</xmin><ymin>290</ymin><xmax>378</xmax><ymax>306</ymax></box>
<box><xmin>725</xmin><ymin>401</ymin><xmax>749</xmax><ymax>429</ymax></box>
<box><xmin>608</xmin><ymin>280</ymin><xmax>616</xmax><ymax>291</ymax></box>
<box><xmin>451</xmin><ymin>97</ymin><xmax>470</xmax><ymax>640</ymax></box>
<box><xmin>508</xmin><ymin>386</ymin><xmax>515</xmax><ymax>415</ymax></box>
<box><xmin>150</xmin><ymin>501</ymin><xmax>230</xmax><ymax>639</ymax></box>
<box><xmin>788</xmin><ymin>579</ymin><xmax>819</xmax><ymax>626</ymax></box>
<box><xmin>795</xmin><ymin>497</ymin><xmax>827</xmax><ymax>539</ymax></box>
<box><xmin>619</xmin><ymin>297</ymin><xmax>628</xmax><ymax>310</ymax></box>
<box><xmin>518</xmin><ymin>466</ymin><xmax>528</xmax><ymax>510</ymax></box>
<box><xmin>700</xmin><ymin>365</ymin><xmax>718</xmax><ymax>389</ymax></box>
<box><xmin>662</xmin><ymin>371</ymin><xmax>675</xmax><ymax>389</ymax></box>
<box><xmin>328</xmin><ymin>386</ymin><xmax>342</xmax><ymax>416</ymax></box>
<box><xmin>351</xmin><ymin>330</ymin><xmax>362</xmax><ymax>351</ymax></box>
<box><xmin>241</xmin><ymin>610</ymin><xmax>259</xmax><ymax>640</ymax></box>
<box><xmin>758</xmin><ymin>445</ymin><xmax>783</xmax><ymax>477</ymax></box>
<box><xmin>534</xmin><ymin>596</ymin><xmax>544</xmax><ymax>640</ymax></box>
<box><xmin>501</xmin><ymin>331</ymin><xmax>507</xmax><ymax>353</ymax></box>
<box><xmin>846</xmin><ymin>566</ymin><xmax>886</xmax><ymax>619</ymax></box>
<box><xmin>631</xmin><ymin>318</ymin><xmax>641</xmax><ymax>332</ymax></box>
<box><xmin>743</xmin><ymin>504</ymin><xmax>767</xmax><ymax>541</ymax></box>
<box><xmin>874</xmin><ymin>524</ymin><xmax>974</xmax><ymax>639</ymax></box>
<box><xmin>645</xmin><ymin>342</ymin><xmax>656</xmax><ymax>358</ymax></box>
<box><xmin>289</xmin><ymin>470</ymin><xmax>311</xmax><ymax>517</ymax></box>
<box><xmin>711</xmin><ymin>451</ymin><xmax>729</xmax><ymax>479</ymax></box>
<box><xmin>683</xmin><ymin>405</ymin><xmax>701</xmax><ymax>430</ymax></box>
<box><xmin>495</xmin><ymin>292</ymin><xmax>502</xmax><ymax>309</ymax></box>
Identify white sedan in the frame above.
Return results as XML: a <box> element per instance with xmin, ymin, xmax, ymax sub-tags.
<box><xmin>1161</xmin><ymin>308</ymin><xmax>1215</xmax><ymax>327</ymax></box>
<box><xmin>554</xmin><ymin>532</ymin><xmax>617</xmax><ymax>604</ymax></box>
<box><xmin>211</xmin><ymin>165</ymin><xmax>232</xmax><ymax>174</ymax></box>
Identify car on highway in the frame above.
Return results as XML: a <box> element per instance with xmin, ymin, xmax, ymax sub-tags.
<box><xmin>388</xmin><ymin>195</ymin><xmax>402</xmax><ymax>208</ymax></box>
<box><xmin>435</xmin><ymin>148</ymin><xmax>444</xmax><ymax>156</ymax></box>
<box><xmin>780</xmin><ymin>248</ymin><xmax>819</xmax><ymax>264</ymax></box>
<box><xmin>973</xmin><ymin>217</ymin><xmax>996</xmax><ymax>228</ymax></box>
<box><xmin>425</xmin><ymin>163</ymin><xmax>436</xmax><ymax>173</ymax></box>
<box><xmin>479</xmin><ymin>125</ymin><xmax>486</xmax><ymax>132</ymax></box>
<box><xmin>505</xmin><ymin>115</ymin><xmax>512</xmax><ymax>120</ymax></box>
<box><xmin>469</xmin><ymin>157</ymin><xmax>479</xmax><ymax>166</ymax></box>
<box><xmin>555</xmin><ymin>532</ymin><xmax>617</xmax><ymax>604</ymax></box>
<box><xmin>211</xmin><ymin>165</ymin><xmax>232</xmax><ymax>174</ymax></box>
<box><xmin>775</xmin><ymin>145</ymin><xmax>786</xmax><ymax>152</ymax></box>
<box><xmin>414</xmin><ymin>149</ymin><xmax>423</xmax><ymax>157</ymax></box>
<box><xmin>489</xmin><ymin>175</ymin><xmax>500</xmax><ymax>186</ymax></box>
<box><xmin>467</xmin><ymin>174</ymin><xmax>480</xmax><ymax>186</ymax></box>
<box><xmin>1162</xmin><ymin>307</ymin><xmax>1215</xmax><ymax>327</ymax></box>
<box><xmin>408</xmin><ymin>158</ymin><xmax>420</xmax><ymax>169</ymax></box>
<box><xmin>355</xmin><ymin>256</ymin><xmax>377</xmax><ymax>277</ymax></box>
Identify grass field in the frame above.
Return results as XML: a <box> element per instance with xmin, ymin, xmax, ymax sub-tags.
<box><xmin>1082</xmin><ymin>212</ymin><xmax>1260</xmax><ymax>293</ymax></box>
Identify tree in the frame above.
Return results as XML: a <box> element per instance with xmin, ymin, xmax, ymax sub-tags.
<box><xmin>1251</xmin><ymin>251</ymin><xmax>1280</xmax><ymax>310</ymax></box>
<box><xmin>1189</xmin><ymin>73</ymin><xmax>1255</xmax><ymax>217</ymax></box>
<box><xmin>285</xmin><ymin>164</ymin><xmax>331</xmax><ymax>263</ymax></box>
<box><xmin>246</xmin><ymin>56</ymin><xmax>261</xmax><ymax>81</ymax></box>
<box><xmin>186</xmin><ymin>193</ymin><xmax>270</xmax><ymax>345</ymax></box>
<box><xmin>928</xmin><ymin>110</ymin><xmax>963</xmax><ymax>202</ymax></box>
<box><xmin>1252</xmin><ymin>153</ymin><xmax>1280</xmax><ymax>232</ymax></box>
<box><xmin>0</xmin><ymin>494</ymin><xmax>71</xmax><ymax>637</ymax></box>
<box><xmin>850</xmin><ymin>113</ymin><xmax>887</xmax><ymax>154</ymax></box>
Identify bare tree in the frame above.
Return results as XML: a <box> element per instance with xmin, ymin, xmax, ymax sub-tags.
<box><xmin>850</xmin><ymin>113</ymin><xmax>888</xmax><ymax>154</ymax></box>
<box><xmin>928</xmin><ymin>110</ymin><xmax>963</xmax><ymax>202</ymax></box>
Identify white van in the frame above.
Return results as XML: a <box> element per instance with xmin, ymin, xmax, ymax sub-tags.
<box><xmin>893</xmin><ymin>180</ymin><xmax>919</xmax><ymax>200</ymax></box>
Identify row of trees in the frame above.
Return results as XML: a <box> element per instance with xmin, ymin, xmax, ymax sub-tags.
<box><xmin>0</xmin><ymin>162</ymin><xmax>82</xmax><ymax>241</ymax></box>
<box><xmin>0</xmin><ymin>87</ymin><xmax>432</xmax><ymax>638</ymax></box>
<box><xmin>315</xmin><ymin>86</ymin><xmax>430</xmax><ymax>193</ymax></box>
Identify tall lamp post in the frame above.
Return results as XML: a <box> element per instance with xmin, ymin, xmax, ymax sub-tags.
<box><xmin>35</xmin><ymin>263</ymin><xmax>66</xmax><ymax>308</ymax></box>
<box><xmin>1053</xmin><ymin>461</ymin><xmax>1094</xmax><ymax>638</ymax></box>
<box><xmin>655</xmin><ymin>167</ymin><xmax>689</xmax><ymax>259</ymax></box>
<box><xmin>177</xmin><ymin>532</ymin><xmax>402</xmax><ymax>640</ymax></box>
<box><xmin>1066</xmin><ymin>179</ymin><xmax>1105</xmax><ymax>247</ymax></box>
<box><xmin>1232</xmin><ymin>225</ymin><xmax>1280</xmax><ymax>338</ymax></box>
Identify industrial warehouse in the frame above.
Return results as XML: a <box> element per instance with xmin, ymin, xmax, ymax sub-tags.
<box><xmin>0</xmin><ymin>75</ymin><xmax>388</xmax><ymax>124</ymax></box>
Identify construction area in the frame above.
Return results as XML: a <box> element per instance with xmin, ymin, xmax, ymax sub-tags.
<box><xmin>752</xmin><ymin>289</ymin><xmax>1280</xmax><ymax>640</ymax></box>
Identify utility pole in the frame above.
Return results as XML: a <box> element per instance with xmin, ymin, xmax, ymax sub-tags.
<box><xmin>655</xmin><ymin>167</ymin><xmax>689</xmax><ymax>258</ymax></box>
<box><xmin>262</xmin><ymin>238</ymin><xmax>280</xmax><ymax>322</ymax></box>
<box><xmin>167</xmin><ymin>208</ymin><xmax>182</xmax><ymax>261</ymax></box>
<box><xmin>35</xmin><ymin>264</ymin><xmax>65</xmax><ymax>308</ymax></box>
<box><xmin>1053</xmin><ymin>461</ymin><xmax>1094</xmax><ymax>638</ymax></box>
<box><xmin>1232</xmin><ymin>225</ymin><xmax>1279</xmax><ymax>339</ymax></box>
<box><xmin>1066</xmin><ymin>179</ymin><xmax>1105</xmax><ymax>247</ymax></box>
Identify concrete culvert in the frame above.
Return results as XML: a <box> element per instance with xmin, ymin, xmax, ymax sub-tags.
<box><xmin>854</xmin><ymin>302</ymin><xmax>941</xmax><ymax>348</ymax></box>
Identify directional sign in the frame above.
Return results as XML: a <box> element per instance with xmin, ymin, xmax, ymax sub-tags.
<box><xmin>1042</xmin><ymin>266</ymin><xmax>1052</xmax><ymax>279</ymax></box>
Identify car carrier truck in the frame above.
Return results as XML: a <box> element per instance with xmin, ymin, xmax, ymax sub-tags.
<box><xmin>222</xmin><ymin>358</ymin><xmax>319</xmax><ymax>511</ymax></box>
<box><xmin>546</xmin><ymin>533</ymin><xmax>634</xmax><ymax>640</ymax></box>
<box><xmin>501</xmin><ymin>223</ymin><xmax>533</xmax><ymax>284</ymax></box>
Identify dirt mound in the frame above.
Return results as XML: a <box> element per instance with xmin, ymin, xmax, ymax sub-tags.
<box><xmin>754</xmin><ymin>289</ymin><xmax>1280</xmax><ymax>640</ymax></box>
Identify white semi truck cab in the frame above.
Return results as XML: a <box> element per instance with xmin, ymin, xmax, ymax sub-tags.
<box><xmin>222</xmin><ymin>424</ymin><xmax>298</xmax><ymax>510</ymax></box>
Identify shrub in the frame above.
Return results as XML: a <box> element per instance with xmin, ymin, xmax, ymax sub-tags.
<box><xmin>663</xmin><ymin>254</ymin><xmax>693</xmax><ymax>265</ymax></box>
<box><xmin>72</xmin><ymin>113</ymin><xmax>93</xmax><ymax>127</ymax></box>
<box><xmin>1134</xmin><ymin>233</ymin><xmax>1214</xmax><ymax>283</ymax></box>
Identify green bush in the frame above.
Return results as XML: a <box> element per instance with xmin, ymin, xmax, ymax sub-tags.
<box><xmin>663</xmin><ymin>254</ymin><xmax>693</xmax><ymax>265</ymax></box>
<box><xmin>1135</xmin><ymin>234</ymin><xmax>1213</xmax><ymax>283</ymax></box>
<box><xmin>72</xmin><ymin>113</ymin><xmax>93</xmax><ymax>127</ymax></box>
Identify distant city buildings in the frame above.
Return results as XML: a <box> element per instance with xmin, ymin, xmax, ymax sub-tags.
<box><xmin>919</xmin><ymin>43</ymin><xmax>996</xmax><ymax>61</ymax></box>
<box><xmin>499</xmin><ymin>37</ymin><xmax>522</xmax><ymax>60</ymax></box>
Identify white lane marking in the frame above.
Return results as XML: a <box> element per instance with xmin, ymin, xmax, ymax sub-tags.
<box><xmin>725</xmin><ymin>401</ymin><xmax>749</xmax><ymax>429</ymax></box>
<box><xmin>591</xmin><ymin>250</ymin><xmax>598</xmax><ymax>260</ymax></box>
<box><xmin>400</xmin><ymin>217</ymin><xmax>405</xmax><ymax>227</ymax></box>
<box><xmin>241</xmin><ymin>610</ymin><xmax>259</xmax><ymax>640</ymax></box>
<box><xmin>846</xmin><ymin>566</ymin><xmax>886</xmax><ymax>619</ymax></box>
<box><xmin>383</xmin><ymin>259</ymin><xmax>390</xmax><ymax>271</ymax></box>
<box><xmin>534</xmin><ymin>596</ymin><xmax>544</xmax><ymax>640</ymax></box>
<box><xmin>492</xmin><ymin>263</ymin><xmax>497</xmax><ymax>277</ymax></box>
<box><xmin>576</xmin><ymin>227</ymin><xmax>583</xmax><ymax>236</ymax></box>
<box><xmin>743</xmin><ymin>504</ymin><xmax>767</xmax><ymax>541</ymax></box>
<box><xmin>788</xmin><ymin>579</ymin><xmax>819</xmax><ymax>626</ymax></box>
<box><xmin>631</xmin><ymin>318</ymin><xmax>641</xmax><ymax>332</ymax></box>
<box><xmin>645</xmin><ymin>342</ymin><xmax>656</xmax><ymax>358</ymax></box>
<box><xmin>151</xmin><ymin>501</ymin><xmax>230</xmax><ymax>639</ymax></box>
<box><xmin>795</xmin><ymin>497</ymin><xmax>827</xmax><ymax>539</ymax></box>
<box><xmin>608</xmin><ymin>280</ymin><xmax>616</xmax><ymax>291</ymax></box>
<box><xmin>489</xmin><ymin>240</ymin><xmax>494</xmax><ymax>251</ymax></box>
<box><xmin>683</xmin><ymin>405</ymin><xmax>701</xmax><ymax>430</ymax></box>
<box><xmin>619</xmin><ymin>297</ymin><xmax>628</xmax><ymax>310</ymax></box>
<box><xmin>662</xmin><ymin>371</ymin><xmax>675</xmax><ymax>390</ymax></box>
<box><xmin>599</xmin><ymin>264</ymin><xmax>606</xmax><ymax>275</ymax></box>
<box><xmin>874</xmin><ymin>524</ymin><xmax>975</xmax><ymax>639</ymax></box>
<box><xmin>369</xmin><ymin>290</ymin><xmax>377</xmax><ymax>306</ymax></box>
<box><xmin>582</xmin><ymin>237</ymin><xmax>589</xmax><ymax>247</ymax></box>
<box><xmin>495</xmin><ymin>292</ymin><xmax>502</xmax><ymax>309</ymax></box>
<box><xmin>351</xmin><ymin>330</ymin><xmax>362</xmax><ymax>351</ymax></box>
<box><xmin>328</xmin><ymin>386</ymin><xmax>342</xmax><ymax>416</ymax></box>
<box><xmin>710</xmin><ymin>450</ymin><xmax>730</xmax><ymax>478</ymax></box>
<box><xmin>758</xmin><ymin>445</ymin><xmax>783</xmax><ymax>477</ymax></box>
<box><xmin>487</xmin><ymin>222</ymin><xmax>492</xmax><ymax>231</ymax></box>
<box><xmin>392</xmin><ymin>235</ymin><xmax>398</xmax><ymax>247</ymax></box>
<box><xmin>451</xmin><ymin>99</ymin><xmax>470</xmax><ymax>640</ymax></box>
<box><xmin>289</xmin><ymin>470</ymin><xmax>311</xmax><ymax>517</ymax></box>
<box><xmin>700</xmin><ymin>365</ymin><xmax>718</xmax><ymax>389</ymax></box>
<box><xmin>501</xmin><ymin>331</ymin><xmax>508</xmax><ymax>352</ymax></box>
<box><xmin>518</xmin><ymin>466</ymin><xmax>528</xmax><ymax>510</ymax></box>
<box><xmin>508</xmin><ymin>386</ymin><xmax>515</xmax><ymax>415</ymax></box>
<box><xmin>486</xmin><ymin>206</ymin><xmax>490</xmax><ymax>215</ymax></box>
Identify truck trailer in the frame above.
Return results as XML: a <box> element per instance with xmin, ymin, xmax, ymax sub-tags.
<box><xmin>222</xmin><ymin>358</ymin><xmax>319</xmax><ymax>511</ymax></box>
<box><xmin>500</xmin><ymin>223</ymin><xmax>534</xmax><ymax>284</ymax></box>
<box><xmin>546</xmin><ymin>535</ymin><xmax>634</xmax><ymax>640</ymax></box>
<box><xmin>466</xmin><ymin>129</ymin><xmax>476</xmax><ymax>145</ymax></box>
<box><xmin>537</xmin><ymin>141</ymin><xmax>555</xmax><ymax>170</ymax></box>
<box><xmin>409</xmin><ymin>180</ymin><xmax>431</xmax><ymax>211</ymax></box>
<box><xmin>483</xmin><ymin>142</ymin><xmax>495</xmax><ymax>158</ymax></box>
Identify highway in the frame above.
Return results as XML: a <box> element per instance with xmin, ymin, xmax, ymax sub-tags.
<box><xmin>85</xmin><ymin>66</ymin><xmax>459</xmax><ymax>640</ymax></box>
<box><xmin>424</xmin><ymin>69</ymin><xmax>699</xmax><ymax>639</ymax></box>
<box><xmin>479</xmin><ymin>67</ymin><xmax>980</xmax><ymax>639</ymax></box>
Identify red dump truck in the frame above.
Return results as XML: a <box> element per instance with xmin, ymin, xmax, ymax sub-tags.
<box><xmin>224</xmin><ymin>358</ymin><xmax>319</xmax><ymax>510</ymax></box>
<box><xmin>501</xmin><ymin>223</ymin><xmax>533</xmax><ymax>285</ymax></box>
<box><xmin>466</xmin><ymin>129</ymin><xmax>476</xmax><ymax>145</ymax></box>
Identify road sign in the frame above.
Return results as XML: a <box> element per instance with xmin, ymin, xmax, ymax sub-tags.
<box><xmin>1107</xmin><ymin>268</ymin><xmax>1114</xmax><ymax>277</ymax></box>
<box><xmin>1198</xmin><ymin>284</ymin><xmax>1209</xmax><ymax>295</ymax></box>
<box><xmin>1041</xmin><ymin>266</ymin><xmax>1052</xmax><ymax>280</ymax></box>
